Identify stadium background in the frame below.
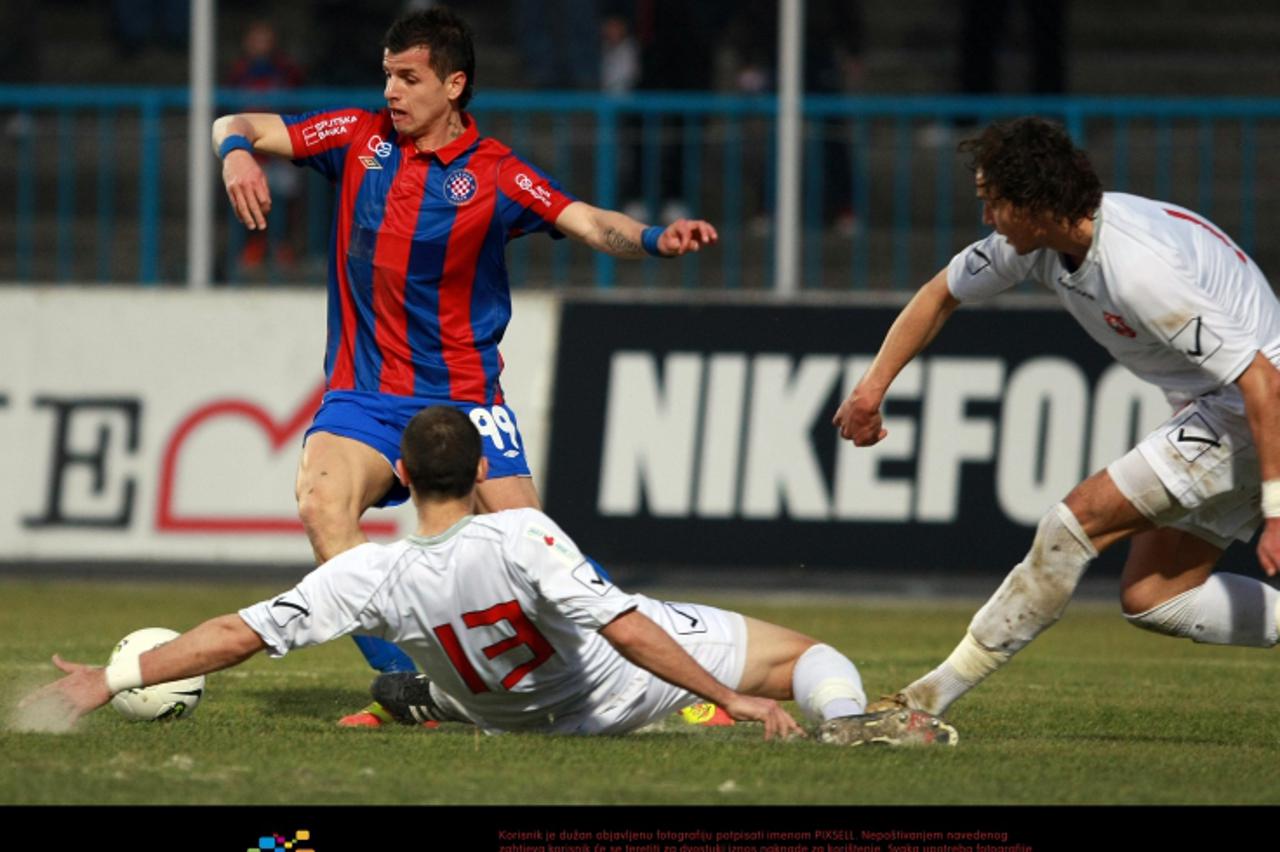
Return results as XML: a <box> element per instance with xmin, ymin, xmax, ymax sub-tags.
<box><xmin>3</xmin><ymin>0</ymin><xmax>1280</xmax><ymax>827</ymax></box>
<box><xmin>3</xmin><ymin>0</ymin><xmax>1278</xmax><ymax>588</ymax></box>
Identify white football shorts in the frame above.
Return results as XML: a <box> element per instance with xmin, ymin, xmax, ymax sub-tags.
<box><xmin>1111</xmin><ymin>385</ymin><xmax>1260</xmax><ymax>548</ymax></box>
<box><xmin>568</xmin><ymin>595</ymin><xmax>747</xmax><ymax>735</ymax></box>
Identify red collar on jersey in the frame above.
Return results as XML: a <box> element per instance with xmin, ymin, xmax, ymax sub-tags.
<box><xmin>404</xmin><ymin>112</ymin><xmax>479</xmax><ymax>164</ymax></box>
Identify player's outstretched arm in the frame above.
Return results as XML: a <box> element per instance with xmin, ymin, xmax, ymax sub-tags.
<box><xmin>19</xmin><ymin>615</ymin><xmax>266</xmax><ymax>727</ymax></box>
<box><xmin>1235</xmin><ymin>352</ymin><xmax>1280</xmax><ymax>575</ymax></box>
<box><xmin>212</xmin><ymin>113</ymin><xmax>292</xmax><ymax>231</ymax></box>
<box><xmin>553</xmin><ymin>201</ymin><xmax>718</xmax><ymax>259</ymax></box>
<box><xmin>600</xmin><ymin>609</ymin><xmax>803</xmax><ymax>740</ymax></box>
<box><xmin>833</xmin><ymin>267</ymin><xmax>960</xmax><ymax>446</ymax></box>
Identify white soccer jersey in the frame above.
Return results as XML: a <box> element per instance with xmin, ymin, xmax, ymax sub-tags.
<box><xmin>239</xmin><ymin>509</ymin><xmax>643</xmax><ymax>733</ymax></box>
<box><xmin>947</xmin><ymin>193</ymin><xmax>1280</xmax><ymax>405</ymax></box>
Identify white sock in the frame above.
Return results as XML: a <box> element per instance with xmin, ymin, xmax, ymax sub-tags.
<box><xmin>901</xmin><ymin>503</ymin><xmax>1097</xmax><ymax>716</ymax></box>
<box><xmin>901</xmin><ymin>633</ymin><xmax>1008</xmax><ymax>716</ymax></box>
<box><xmin>791</xmin><ymin>643</ymin><xmax>865</xmax><ymax>722</ymax></box>
<box><xmin>1125</xmin><ymin>573</ymin><xmax>1280</xmax><ymax>647</ymax></box>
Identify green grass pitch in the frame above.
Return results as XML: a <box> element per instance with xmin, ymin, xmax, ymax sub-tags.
<box><xmin>2</xmin><ymin>578</ymin><xmax>1278</xmax><ymax>806</ymax></box>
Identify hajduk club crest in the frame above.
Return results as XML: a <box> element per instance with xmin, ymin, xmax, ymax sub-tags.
<box><xmin>444</xmin><ymin>169</ymin><xmax>479</xmax><ymax>205</ymax></box>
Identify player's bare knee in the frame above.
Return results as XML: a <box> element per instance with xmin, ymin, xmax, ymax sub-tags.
<box><xmin>1123</xmin><ymin>587</ymin><xmax>1198</xmax><ymax>638</ymax></box>
<box><xmin>1119</xmin><ymin>581</ymin><xmax>1164</xmax><ymax>617</ymax></box>
<box><xmin>740</xmin><ymin>618</ymin><xmax>818</xmax><ymax>698</ymax></box>
<box><xmin>296</xmin><ymin>487</ymin><xmax>360</xmax><ymax>554</ymax></box>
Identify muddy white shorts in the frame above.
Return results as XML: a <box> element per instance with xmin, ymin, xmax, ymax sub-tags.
<box><xmin>1111</xmin><ymin>386</ymin><xmax>1260</xmax><ymax>548</ymax></box>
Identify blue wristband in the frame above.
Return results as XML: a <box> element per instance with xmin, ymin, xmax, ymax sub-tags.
<box><xmin>641</xmin><ymin>226</ymin><xmax>665</xmax><ymax>257</ymax></box>
<box><xmin>218</xmin><ymin>134</ymin><xmax>254</xmax><ymax>160</ymax></box>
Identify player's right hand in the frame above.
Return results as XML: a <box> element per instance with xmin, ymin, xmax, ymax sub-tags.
<box><xmin>832</xmin><ymin>386</ymin><xmax>888</xmax><ymax>446</ymax></box>
<box><xmin>222</xmin><ymin>149</ymin><xmax>272</xmax><ymax>230</ymax></box>
<box><xmin>15</xmin><ymin>655</ymin><xmax>112</xmax><ymax>730</ymax></box>
<box><xmin>721</xmin><ymin>694</ymin><xmax>806</xmax><ymax>741</ymax></box>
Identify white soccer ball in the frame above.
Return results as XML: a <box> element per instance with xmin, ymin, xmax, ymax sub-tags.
<box><xmin>108</xmin><ymin>627</ymin><xmax>205</xmax><ymax>722</ymax></box>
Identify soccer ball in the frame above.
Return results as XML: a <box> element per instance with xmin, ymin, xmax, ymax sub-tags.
<box><xmin>108</xmin><ymin>627</ymin><xmax>205</xmax><ymax>721</ymax></box>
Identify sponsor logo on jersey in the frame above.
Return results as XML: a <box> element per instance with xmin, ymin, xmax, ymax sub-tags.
<box><xmin>358</xmin><ymin>135</ymin><xmax>394</xmax><ymax>168</ymax></box>
<box><xmin>514</xmin><ymin>172</ymin><xmax>553</xmax><ymax>208</ymax></box>
<box><xmin>1103</xmin><ymin>311</ymin><xmax>1137</xmax><ymax>338</ymax></box>
<box><xmin>525</xmin><ymin>523</ymin><xmax>581</xmax><ymax>567</ymax></box>
<box><xmin>301</xmin><ymin>114</ymin><xmax>358</xmax><ymax>147</ymax></box>
<box><xmin>367</xmin><ymin>135</ymin><xmax>394</xmax><ymax>159</ymax></box>
<box><xmin>444</xmin><ymin>168</ymin><xmax>479</xmax><ymax>205</ymax></box>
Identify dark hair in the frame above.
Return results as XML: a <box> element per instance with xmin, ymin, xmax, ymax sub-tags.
<box><xmin>383</xmin><ymin>7</ymin><xmax>476</xmax><ymax>109</ymax></box>
<box><xmin>959</xmin><ymin>117</ymin><xmax>1102</xmax><ymax>223</ymax></box>
<box><xmin>400</xmin><ymin>406</ymin><xmax>482</xmax><ymax>499</ymax></box>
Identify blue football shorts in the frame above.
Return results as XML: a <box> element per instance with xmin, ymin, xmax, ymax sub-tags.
<box><xmin>306</xmin><ymin>390</ymin><xmax>532</xmax><ymax>507</ymax></box>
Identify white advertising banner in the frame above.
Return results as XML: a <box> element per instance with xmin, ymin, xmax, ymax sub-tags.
<box><xmin>0</xmin><ymin>288</ymin><xmax>560</xmax><ymax>563</ymax></box>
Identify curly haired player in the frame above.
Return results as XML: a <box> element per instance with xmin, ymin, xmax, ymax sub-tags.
<box><xmin>835</xmin><ymin>116</ymin><xmax>1280</xmax><ymax>717</ymax></box>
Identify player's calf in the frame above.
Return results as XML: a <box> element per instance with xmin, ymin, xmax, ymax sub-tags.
<box><xmin>895</xmin><ymin>501</ymin><xmax>1097</xmax><ymax>716</ymax></box>
<box><xmin>790</xmin><ymin>643</ymin><xmax>866</xmax><ymax>722</ymax></box>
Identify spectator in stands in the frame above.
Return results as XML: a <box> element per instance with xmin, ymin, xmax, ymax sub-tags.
<box><xmin>600</xmin><ymin>12</ymin><xmax>639</xmax><ymax>97</ymax></box>
<box><xmin>227</xmin><ymin>19</ymin><xmax>307</xmax><ymax>272</ymax></box>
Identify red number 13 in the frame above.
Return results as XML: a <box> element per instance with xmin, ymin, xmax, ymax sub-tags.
<box><xmin>433</xmin><ymin>600</ymin><xmax>556</xmax><ymax>693</ymax></box>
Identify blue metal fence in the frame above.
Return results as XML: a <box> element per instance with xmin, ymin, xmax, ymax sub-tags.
<box><xmin>3</xmin><ymin>86</ymin><xmax>1280</xmax><ymax>290</ymax></box>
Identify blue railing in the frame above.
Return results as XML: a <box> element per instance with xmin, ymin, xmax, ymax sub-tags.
<box><xmin>3</xmin><ymin>86</ymin><xmax>1280</xmax><ymax>289</ymax></box>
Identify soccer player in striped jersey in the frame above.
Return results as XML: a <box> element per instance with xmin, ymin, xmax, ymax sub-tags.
<box><xmin>211</xmin><ymin>7</ymin><xmax>717</xmax><ymax>724</ymax></box>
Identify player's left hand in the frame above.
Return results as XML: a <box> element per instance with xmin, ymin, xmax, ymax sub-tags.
<box><xmin>1258</xmin><ymin>518</ymin><xmax>1280</xmax><ymax>576</ymax></box>
<box><xmin>16</xmin><ymin>655</ymin><xmax>112</xmax><ymax>730</ymax></box>
<box><xmin>721</xmin><ymin>693</ymin><xmax>807</xmax><ymax>741</ymax></box>
<box><xmin>658</xmin><ymin>219</ymin><xmax>719</xmax><ymax>256</ymax></box>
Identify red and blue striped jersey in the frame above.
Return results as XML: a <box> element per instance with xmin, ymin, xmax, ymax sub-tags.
<box><xmin>284</xmin><ymin>109</ymin><xmax>576</xmax><ymax>404</ymax></box>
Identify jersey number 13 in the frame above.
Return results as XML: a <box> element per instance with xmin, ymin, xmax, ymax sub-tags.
<box><xmin>433</xmin><ymin>599</ymin><xmax>555</xmax><ymax>693</ymax></box>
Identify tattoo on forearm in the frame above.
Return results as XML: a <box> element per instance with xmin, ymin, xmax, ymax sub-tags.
<box><xmin>603</xmin><ymin>227</ymin><xmax>643</xmax><ymax>256</ymax></box>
